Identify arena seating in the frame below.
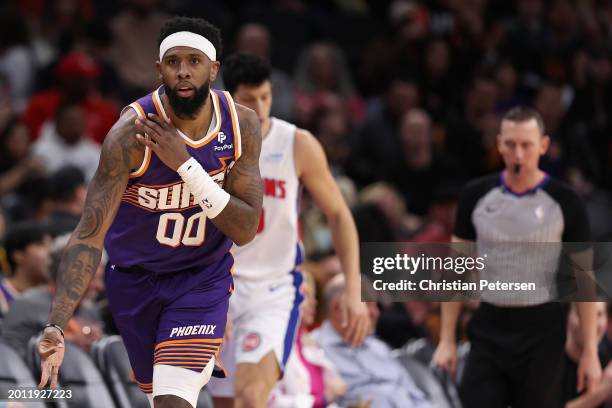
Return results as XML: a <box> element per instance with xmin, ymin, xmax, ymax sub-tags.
<box><xmin>0</xmin><ymin>339</ymin><xmax>46</xmax><ymax>408</ymax></box>
<box><xmin>90</xmin><ymin>335</ymin><xmax>149</xmax><ymax>408</ymax></box>
<box><xmin>393</xmin><ymin>341</ymin><xmax>465</xmax><ymax>408</ymax></box>
<box><xmin>27</xmin><ymin>336</ymin><xmax>116</xmax><ymax>408</ymax></box>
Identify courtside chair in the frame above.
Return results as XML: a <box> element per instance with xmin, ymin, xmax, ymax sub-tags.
<box><xmin>27</xmin><ymin>335</ymin><xmax>116</xmax><ymax>408</ymax></box>
<box><xmin>0</xmin><ymin>339</ymin><xmax>46</xmax><ymax>408</ymax></box>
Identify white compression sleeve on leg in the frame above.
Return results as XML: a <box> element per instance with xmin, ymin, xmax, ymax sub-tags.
<box><xmin>177</xmin><ymin>157</ymin><xmax>230</xmax><ymax>218</ymax></box>
<box><xmin>153</xmin><ymin>359</ymin><xmax>215</xmax><ymax>408</ymax></box>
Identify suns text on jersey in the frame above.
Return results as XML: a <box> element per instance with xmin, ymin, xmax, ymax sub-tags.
<box><xmin>136</xmin><ymin>172</ymin><xmax>226</xmax><ymax>211</ymax></box>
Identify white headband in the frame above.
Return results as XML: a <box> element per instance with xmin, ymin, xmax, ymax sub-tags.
<box><xmin>159</xmin><ymin>31</ymin><xmax>217</xmax><ymax>62</ymax></box>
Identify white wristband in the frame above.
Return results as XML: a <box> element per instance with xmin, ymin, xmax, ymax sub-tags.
<box><xmin>177</xmin><ymin>157</ymin><xmax>230</xmax><ymax>218</ymax></box>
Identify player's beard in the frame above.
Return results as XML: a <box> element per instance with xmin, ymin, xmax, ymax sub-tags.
<box><xmin>166</xmin><ymin>80</ymin><xmax>210</xmax><ymax>119</ymax></box>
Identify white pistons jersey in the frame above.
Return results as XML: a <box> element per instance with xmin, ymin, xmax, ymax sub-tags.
<box><xmin>232</xmin><ymin>117</ymin><xmax>302</xmax><ymax>280</ymax></box>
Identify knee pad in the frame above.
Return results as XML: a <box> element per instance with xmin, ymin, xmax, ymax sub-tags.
<box><xmin>152</xmin><ymin>358</ymin><xmax>215</xmax><ymax>407</ymax></box>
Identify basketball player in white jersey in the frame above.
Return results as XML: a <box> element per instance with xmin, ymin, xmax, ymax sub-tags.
<box><xmin>207</xmin><ymin>53</ymin><xmax>370</xmax><ymax>407</ymax></box>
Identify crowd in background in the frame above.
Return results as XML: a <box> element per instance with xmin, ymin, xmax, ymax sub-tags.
<box><xmin>1</xmin><ymin>0</ymin><xmax>612</xmax><ymax>406</ymax></box>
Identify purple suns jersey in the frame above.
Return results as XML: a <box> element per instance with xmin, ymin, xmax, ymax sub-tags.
<box><xmin>104</xmin><ymin>86</ymin><xmax>242</xmax><ymax>274</ymax></box>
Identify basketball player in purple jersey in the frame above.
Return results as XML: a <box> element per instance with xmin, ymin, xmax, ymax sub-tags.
<box><xmin>37</xmin><ymin>17</ymin><xmax>263</xmax><ymax>408</ymax></box>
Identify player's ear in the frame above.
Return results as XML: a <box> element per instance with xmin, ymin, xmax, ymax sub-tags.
<box><xmin>210</xmin><ymin>61</ymin><xmax>220</xmax><ymax>82</ymax></box>
<box><xmin>496</xmin><ymin>133</ymin><xmax>504</xmax><ymax>154</ymax></box>
<box><xmin>540</xmin><ymin>134</ymin><xmax>551</xmax><ymax>155</ymax></box>
<box><xmin>156</xmin><ymin>61</ymin><xmax>162</xmax><ymax>81</ymax></box>
<box><xmin>12</xmin><ymin>249</ymin><xmax>24</xmax><ymax>266</ymax></box>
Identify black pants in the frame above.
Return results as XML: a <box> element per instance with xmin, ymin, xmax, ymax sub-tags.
<box><xmin>459</xmin><ymin>302</ymin><xmax>568</xmax><ymax>408</ymax></box>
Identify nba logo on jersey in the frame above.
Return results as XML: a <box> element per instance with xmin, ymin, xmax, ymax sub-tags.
<box><xmin>218</xmin><ymin>131</ymin><xmax>226</xmax><ymax>144</ymax></box>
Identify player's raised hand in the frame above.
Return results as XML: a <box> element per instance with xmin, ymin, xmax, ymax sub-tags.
<box><xmin>38</xmin><ymin>327</ymin><xmax>66</xmax><ymax>389</ymax></box>
<box><xmin>134</xmin><ymin>113</ymin><xmax>191</xmax><ymax>171</ymax></box>
<box><xmin>338</xmin><ymin>291</ymin><xmax>370</xmax><ymax>347</ymax></box>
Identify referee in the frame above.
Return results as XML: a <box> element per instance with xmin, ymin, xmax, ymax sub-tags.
<box><xmin>432</xmin><ymin>106</ymin><xmax>601</xmax><ymax>407</ymax></box>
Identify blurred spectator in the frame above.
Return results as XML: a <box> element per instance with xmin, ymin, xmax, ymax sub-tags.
<box><xmin>0</xmin><ymin>119</ymin><xmax>45</xmax><ymax>197</ymax></box>
<box><xmin>244</xmin><ymin>0</ymin><xmax>313</xmax><ymax>75</ymax></box>
<box><xmin>22</xmin><ymin>52</ymin><xmax>119</xmax><ymax>144</ymax></box>
<box><xmin>377</xmin><ymin>301</ymin><xmax>432</xmax><ymax>350</ymax></box>
<box><xmin>502</xmin><ymin>0</ymin><xmax>547</xmax><ymax>77</ymax></box>
<box><xmin>352</xmin><ymin>203</ymin><xmax>396</xmax><ymax>243</ymax></box>
<box><xmin>564</xmin><ymin>302</ymin><xmax>611</xmax><ymax>405</ymax></box>
<box><xmin>349</xmin><ymin>78</ymin><xmax>420</xmax><ymax>185</ymax></box>
<box><xmin>0</xmin><ymin>222</ymin><xmax>51</xmax><ymax>319</ymax></box>
<box><xmin>234</xmin><ymin>23</ymin><xmax>295</xmax><ymax>121</ymax></box>
<box><xmin>389</xmin><ymin>0</ymin><xmax>434</xmax><ymax>52</ymax></box>
<box><xmin>45</xmin><ymin>166</ymin><xmax>86</xmax><ymax>237</ymax></box>
<box><xmin>444</xmin><ymin>0</ymin><xmax>490</xmax><ymax>80</ymax></box>
<box><xmin>294</xmin><ymin>42</ymin><xmax>365</xmax><ymax>127</ymax></box>
<box><xmin>336</xmin><ymin>176</ymin><xmax>358</xmax><ymax>210</ymax></box>
<box><xmin>446</xmin><ymin>76</ymin><xmax>498</xmax><ymax>177</ymax></box>
<box><xmin>109</xmin><ymin>0</ymin><xmax>168</xmax><ymax>100</ymax></box>
<box><xmin>533</xmin><ymin>82</ymin><xmax>567</xmax><ymax>178</ymax></box>
<box><xmin>567</xmin><ymin>167</ymin><xmax>612</xmax><ymax>241</ymax></box>
<box><xmin>73</xmin><ymin>19</ymin><xmax>123</xmax><ymax>102</ymax></box>
<box><xmin>358</xmin><ymin>182</ymin><xmax>422</xmax><ymax>240</ymax></box>
<box><xmin>478</xmin><ymin>112</ymin><xmax>504</xmax><ymax>173</ymax></box>
<box><xmin>418</xmin><ymin>38</ymin><xmax>458</xmax><ymax>122</ymax></box>
<box><xmin>0</xmin><ymin>12</ymin><xmax>35</xmax><ymax>112</ymax></box>
<box><xmin>535</xmin><ymin>83</ymin><xmax>567</xmax><ymax>135</ymax></box>
<box><xmin>390</xmin><ymin>109</ymin><xmax>463</xmax><ymax>216</ymax></box>
<box><xmin>535</xmin><ymin>82</ymin><xmax>599</xmax><ymax>182</ymax></box>
<box><xmin>494</xmin><ymin>61</ymin><xmax>526</xmax><ymax>112</ymax></box>
<box><xmin>1</xmin><ymin>233</ymin><xmax>103</xmax><ymax>358</ymax></box>
<box><xmin>568</xmin><ymin>49</ymin><xmax>612</xmax><ymax>190</ymax></box>
<box><xmin>312</xmin><ymin>106</ymin><xmax>353</xmax><ymax>173</ymax></box>
<box><xmin>411</xmin><ymin>183</ymin><xmax>460</xmax><ymax>243</ymax></box>
<box><xmin>32</xmin><ymin>103</ymin><xmax>101</xmax><ymax>181</ymax></box>
<box><xmin>359</xmin><ymin>0</ymin><xmax>432</xmax><ymax>96</ymax></box>
<box><xmin>301</xmin><ymin>254</ymin><xmax>345</xmax><ymax>326</ymax></box>
<box><xmin>268</xmin><ymin>271</ymin><xmax>346</xmax><ymax>408</ymax></box>
<box><xmin>358</xmin><ymin>32</ymin><xmax>399</xmax><ymax>97</ymax></box>
<box><xmin>313</xmin><ymin>274</ymin><xmax>433</xmax><ymax>408</ymax></box>
<box><xmin>28</xmin><ymin>0</ymin><xmax>94</xmax><ymax>66</ymax></box>
<box><xmin>300</xmin><ymin>175</ymin><xmax>357</xmax><ymax>258</ymax></box>
<box><xmin>541</xmin><ymin>0</ymin><xmax>584</xmax><ymax>83</ymax></box>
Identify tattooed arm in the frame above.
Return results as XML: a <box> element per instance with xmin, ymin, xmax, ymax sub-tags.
<box><xmin>38</xmin><ymin>109</ymin><xmax>142</xmax><ymax>388</ymax></box>
<box><xmin>49</xmin><ymin>110</ymin><xmax>141</xmax><ymax>326</ymax></box>
<box><xmin>209</xmin><ymin>105</ymin><xmax>263</xmax><ymax>245</ymax></box>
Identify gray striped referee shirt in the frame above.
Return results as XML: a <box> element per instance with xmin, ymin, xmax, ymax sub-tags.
<box><xmin>454</xmin><ymin>173</ymin><xmax>590</xmax><ymax>305</ymax></box>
